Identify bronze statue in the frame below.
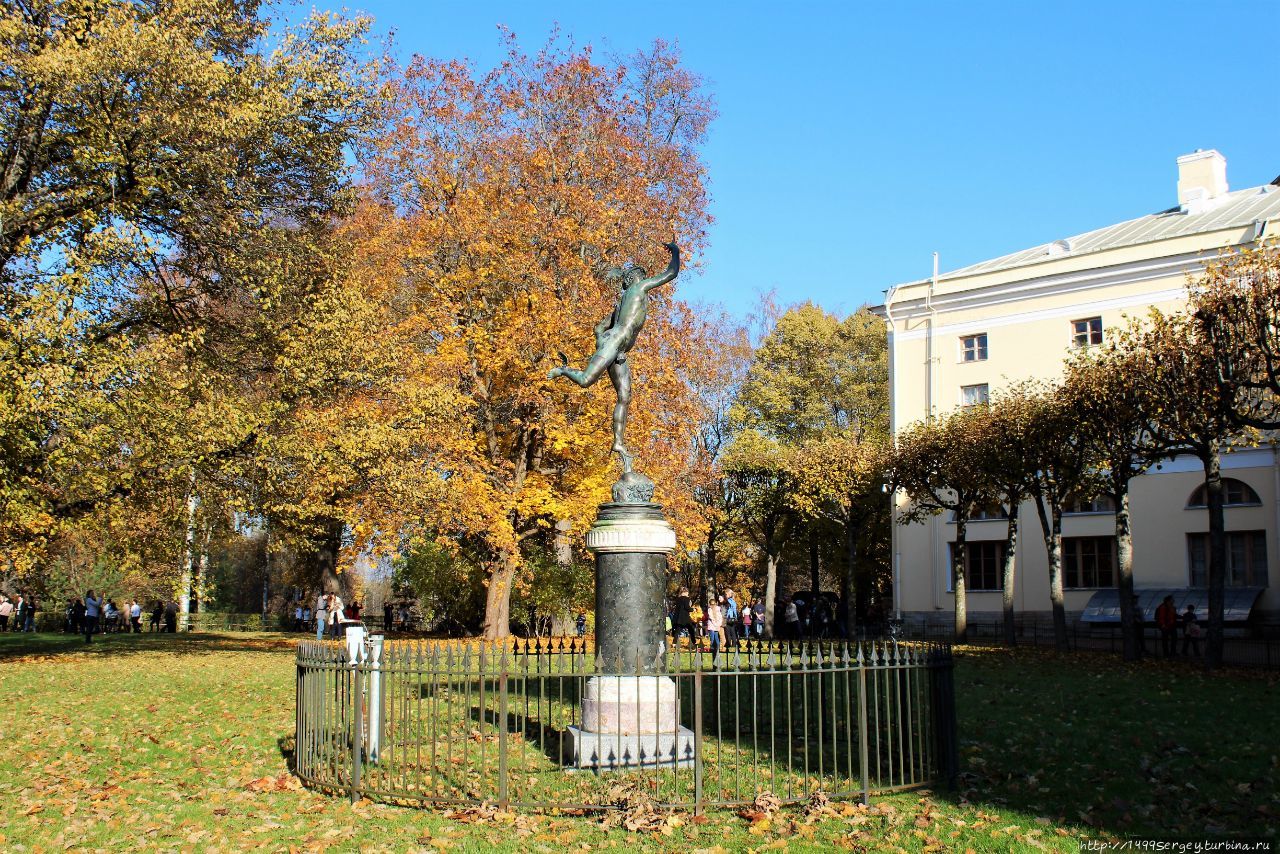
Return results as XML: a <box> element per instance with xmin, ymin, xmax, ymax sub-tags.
<box><xmin>549</xmin><ymin>242</ymin><xmax>680</xmax><ymax>475</ymax></box>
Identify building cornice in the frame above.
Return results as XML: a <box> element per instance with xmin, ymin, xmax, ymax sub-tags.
<box><xmin>873</xmin><ymin>249</ymin><xmax>1216</xmax><ymax>324</ymax></box>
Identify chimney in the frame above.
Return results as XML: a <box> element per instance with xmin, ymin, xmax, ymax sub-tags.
<box><xmin>1177</xmin><ymin>149</ymin><xmax>1228</xmax><ymax>214</ymax></box>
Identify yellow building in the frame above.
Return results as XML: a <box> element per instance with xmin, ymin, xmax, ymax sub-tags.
<box><xmin>871</xmin><ymin>150</ymin><xmax>1280</xmax><ymax>628</ymax></box>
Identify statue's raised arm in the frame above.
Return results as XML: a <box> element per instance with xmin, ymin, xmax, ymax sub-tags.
<box><xmin>548</xmin><ymin>240</ymin><xmax>680</xmax><ymax>487</ymax></box>
<box><xmin>639</xmin><ymin>242</ymin><xmax>680</xmax><ymax>293</ymax></box>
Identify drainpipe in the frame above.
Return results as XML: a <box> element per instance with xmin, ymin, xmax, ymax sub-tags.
<box><xmin>884</xmin><ymin>287</ymin><xmax>902</xmax><ymax>621</ymax></box>
<box><xmin>1273</xmin><ymin>447</ymin><xmax>1280</xmax><ymax>589</ymax></box>
<box><xmin>927</xmin><ymin>253</ymin><xmax>941</xmax><ymax>611</ymax></box>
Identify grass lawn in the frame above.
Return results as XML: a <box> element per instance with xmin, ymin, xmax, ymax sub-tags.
<box><xmin>0</xmin><ymin>631</ymin><xmax>1275</xmax><ymax>852</ymax></box>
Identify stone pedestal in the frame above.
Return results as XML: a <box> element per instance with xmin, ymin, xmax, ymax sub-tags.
<box><xmin>566</xmin><ymin>491</ymin><xmax>685</xmax><ymax>770</ymax></box>
<box><xmin>566</xmin><ymin>674</ymin><xmax>693</xmax><ymax>770</ymax></box>
<box><xmin>581</xmin><ymin>674</ymin><xmax>678</xmax><ymax>733</ymax></box>
<box><xmin>586</xmin><ymin>501</ymin><xmax>675</xmax><ymax>673</ymax></box>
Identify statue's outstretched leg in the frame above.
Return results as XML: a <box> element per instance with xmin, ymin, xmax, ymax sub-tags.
<box><xmin>607</xmin><ymin>359</ymin><xmax>632</xmax><ymax>473</ymax></box>
<box><xmin>548</xmin><ymin>343</ymin><xmax>617</xmax><ymax>386</ymax></box>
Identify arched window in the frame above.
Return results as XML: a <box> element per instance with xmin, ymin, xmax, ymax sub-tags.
<box><xmin>1186</xmin><ymin>478</ymin><xmax>1261</xmax><ymax>508</ymax></box>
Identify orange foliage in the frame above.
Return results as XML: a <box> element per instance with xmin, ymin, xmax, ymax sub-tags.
<box><xmin>346</xmin><ymin>35</ymin><xmax>717</xmax><ymax>637</ymax></box>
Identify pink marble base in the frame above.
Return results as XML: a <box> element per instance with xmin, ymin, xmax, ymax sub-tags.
<box><xmin>580</xmin><ymin>675</ymin><xmax>679</xmax><ymax>735</ymax></box>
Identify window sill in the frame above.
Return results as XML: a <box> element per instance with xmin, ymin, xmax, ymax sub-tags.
<box><xmin>1185</xmin><ymin>504</ymin><xmax>1263</xmax><ymax>510</ymax></box>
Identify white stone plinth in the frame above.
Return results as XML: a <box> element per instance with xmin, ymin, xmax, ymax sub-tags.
<box><xmin>580</xmin><ymin>675</ymin><xmax>678</xmax><ymax>735</ymax></box>
<box><xmin>565</xmin><ymin>725</ymin><xmax>694</xmax><ymax>771</ymax></box>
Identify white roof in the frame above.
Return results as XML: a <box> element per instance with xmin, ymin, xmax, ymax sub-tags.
<box><xmin>911</xmin><ymin>183</ymin><xmax>1280</xmax><ymax>285</ymax></box>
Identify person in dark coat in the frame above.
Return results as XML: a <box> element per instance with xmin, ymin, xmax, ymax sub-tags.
<box><xmin>671</xmin><ymin>587</ymin><xmax>694</xmax><ymax>649</ymax></box>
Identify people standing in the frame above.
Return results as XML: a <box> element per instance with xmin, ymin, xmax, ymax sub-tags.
<box><xmin>575</xmin><ymin>612</ymin><xmax>587</xmax><ymax>638</ymax></box>
<box><xmin>149</xmin><ymin>601</ymin><xmax>163</xmax><ymax>632</ymax></box>
<box><xmin>706</xmin><ymin>598</ymin><xmax>724</xmax><ymax>660</ymax></box>
<box><xmin>328</xmin><ymin>593</ymin><xmax>345</xmax><ymax>638</ymax></box>
<box><xmin>754</xmin><ymin>601</ymin><xmax>765</xmax><ymax>638</ymax></box>
<box><xmin>383</xmin><ymin>600</ymin><xmax>394</xmax><ymax>633</ymax></box>
<box><xmin>83</xmin><ymin>590</ymin><xmax>101</xmax><ymax>643</ymax></box>
<box><xmin>1181</xmin><ymin>604</ymin><xmax>1203</xmax><ymax>657</ymax></box>
<box><xmin>0</xmin><ymin>595</ymin><xmax>11</xmax><ymax>632</ymax></box>
<box><xmin>723</xmin><ymin>590</ymin><xmax>739</xmax><ymax>649</ymax></box>
<box><xmin>314</xmin><ymin>592</ymin><xmax>329</xmax><ymax>641</ymax></box>
<box><xmin>784</xmin><ymin>598</ymin><xmax>801</xmax><ymax>640</ymax></box>
<box><xmin>741</xmin><ymin>599</ymin><xmax>753</xmax><ymax>644</ymax></box>
<box><xmin>1155</xmin><ymin>595</ymin><xmax>1178</xmax><ymax>659</ymax></box>
<box><xmin>293</xmin><ymin>603</ymin><xmax>304</xmax><ymax>633</ymax></box>
<box><xmin>14</xmin><ymin>594</ymin><xmax>29</xmax><ymax>633</ymax></box>
<box><xmin>129</xmin><ymin>600</ymin><xmax>142</xmax><ymax>633</ymax></box>
<box><xmin>671</xmin><ymin>588</ymin><xmax>694</xmax><ymax>649</ymax></box>
<box><xmin>163</xmin><ymin>601</ymin><xmax>178</xmax><ymax>633</ymax></box>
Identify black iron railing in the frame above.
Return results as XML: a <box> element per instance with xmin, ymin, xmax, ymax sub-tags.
<box><xmin>903</xmin><ymin>618</ymin><xmax>1280</xmax><ymax>669</ymax></box>
<box><xmin>294</xmin><ymin>637</ymin><xmax>957</xmax><ymax>812</ymax></box>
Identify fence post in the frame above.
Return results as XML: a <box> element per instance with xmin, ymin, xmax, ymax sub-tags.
<box><xmin>350</xmin><ymin>650</ymin><xmax>364</xmax><ymax>804</ymax></box>
<box><xmin>857</xmin><ymin>645</ymin><xmax>870</xmax><ymax>805</ymax></box>
<box><xmin>929</xmin><ymin>647</ymin><xmax>959</xmax><ymax>788</ymax></box>
<box><xmin>498</xmin><ymin>653</ymin><xmax>510</xmax><ymax>810</ymax></box>
<box><xmin>693</xmin><ymin>666</ymin><xmax>704</xmax><ymax>816</ymax></box>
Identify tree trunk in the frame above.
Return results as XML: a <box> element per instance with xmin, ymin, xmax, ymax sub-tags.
<box><xmin>809</xmin><ymin>532</ymin><xmax>820</xmax><ymax>596</ymax></box>
<box><xmin>1115</xmin><ymin>483</ymin><xmax>1139</xmax><ymax>661</ymax></box>
<box><xmin>953</xmin><ymin>513</ymin><xmax>968</xmax><ymax>643</ymax></box>
<box><xmin>482</xmin><ymin>549</ymin><xmax>520</xmax><ymax>641</ymax></box>
<box><xmin>314</xmin><ymin>518</ymin><xmax>346</xmax><ymax>595</ymax></box>
<box><xmin>1000</xmin><ymin>495</ymin><xmax>1019</xmax><ymax>646</ymax></box>
<box><xmin>1203</xmin><ymin>444</ymin><xmax>1227</xmax><ymax>669</ymax></box>
<box><xmin>179</xmin><ymin>481</ymin><xmax>198</xmax><ymax>615</ymax></box>
<box><xmin>192</xmin><ymin>522</ymin><xmax>211</xmax><ymax>615</ymax></box>
<box><xmin>763</xmin><ymin>549</ymin><xmax>779</xmax><ymax>638</ymax></box>
<box><xmin>1033</xmin><ymin>491</ymin><xmax>1069</xmax><ymax>650</ymax></box>
<box><xmin>842</xmin><ymin>513</ymin><xmax>857</xmax><ymax>639</ymax></box>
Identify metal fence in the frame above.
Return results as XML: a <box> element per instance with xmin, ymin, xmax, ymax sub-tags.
<box><xmin>903</xmin><ymin>618</ymin><xmax>1280</xmax><ymax>669</ymax></box>
<box><xmin>294</xmin><ymin>637</ymin><xmax>958</xmax><ymax>813</ymax></box>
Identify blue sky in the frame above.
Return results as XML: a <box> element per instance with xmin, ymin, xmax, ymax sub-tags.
<box><xmin>341</xmin><ymin>1</ymin><xmax>1280</xmax><ymax>318</ymax></box>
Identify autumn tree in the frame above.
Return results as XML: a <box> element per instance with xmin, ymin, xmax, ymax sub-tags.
<box><xmin>1193</xmin><ymin>242</ymin><xmax>1280</xmax><ymax>430</ymax></box>
<box><xmin>788</xmin><ymin>433</ymin><xmax>888</xmax><ymax>633</ymax></box>
<box><xmin>731</xmin><ymin>303</ymin><xmax>889</xmax><ymax>633</ymax></box>
<box><xmin>682</xmin><ymin>311</ymin><xmax>754</xmax><ymax>601</ymax></box>
<box><xmin>1062</xmin><ymin>334</ymin><xmax>1168</xmax><ymax>660</ymax></box>
<box><xmin>1133</xmin><ymin>310</ymin><xmax>1241</xmax><ymax>668</ymax></box>
<box><xmin>721</xmin><ymin>429</ymin><xmax>794</xmax><ymax>637</ymax></box>
<box><xmin>891</xmin><ymin>407</ymin><xmax>995</xmax><ymax>643</ymax></box>
<box><xmin>1020</xmin><ymin>384</ymin><xmax>1103</xmax><ymax>651</ymax></box>
<box><xmin>356</xmin><ymin>36</ymin><xmax>715</xmax><ymax>639</ymax></box>
<box><xmin>0</xmin><ymin>0</ymin><xmax>371</xmax><ymax>571</ymax></box>
<box><xmin>980</xmin><ymin>387</ymin><xmax>1043</xmax><ymax>646</ymax></box>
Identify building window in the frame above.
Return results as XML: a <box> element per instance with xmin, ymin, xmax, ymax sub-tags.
<box><xmin>1187</xmin><ymin>479</ymin><xmax>1262</xmax><ymax>508</ymax></box>
<box><xmin>960</xmin><ymin>333</ymin><xmax>988</xmax><ymax>362</ymax></box>
<box><xmin>960</xmin><ymin>383</ymin><xmax>989</xmax><ymax>409</ymax></box>
<box><xmin>1065</xmin><ymin>495</ymin><xmax>1117</xmax><ymax>514</ymax></box>
<box><xmin>1187</xmin><ymin>531</ymin><xmax>1269</xmax><ymax>587</ymax></box>
<box><xmin>949</xmin><ymin>541</ymin><xmax>1004</xmax><ymax>591</ymax></box>
<box><xmin>1071</xmin><ymin>316</ymin><xmax>1103</xmax><ymax>348</ymax></box>
<box><xmin>949</xmin><ymin>503</ymin><xmax>1007</xmax><ymax>522</ymax></box>
<box><xmin>1064</xmin><ymin>536</ymin><xmax>1116</xmax><ymax>588</ymax></box>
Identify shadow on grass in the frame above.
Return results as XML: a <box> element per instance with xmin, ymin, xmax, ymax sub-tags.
<box><xmin>278</xmin><ymin>733</ymin><xmax>297</xmax><ymax>773</ymax></box>
<box><xmin>0</xmin><ymin>630</ymin><xmax>300</xmax><ymax>660</ymax></box>
<box><xmin>928</xmin><ymin>645</ymin><xmax>1279</xmax><ymax>841</ymax></box>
